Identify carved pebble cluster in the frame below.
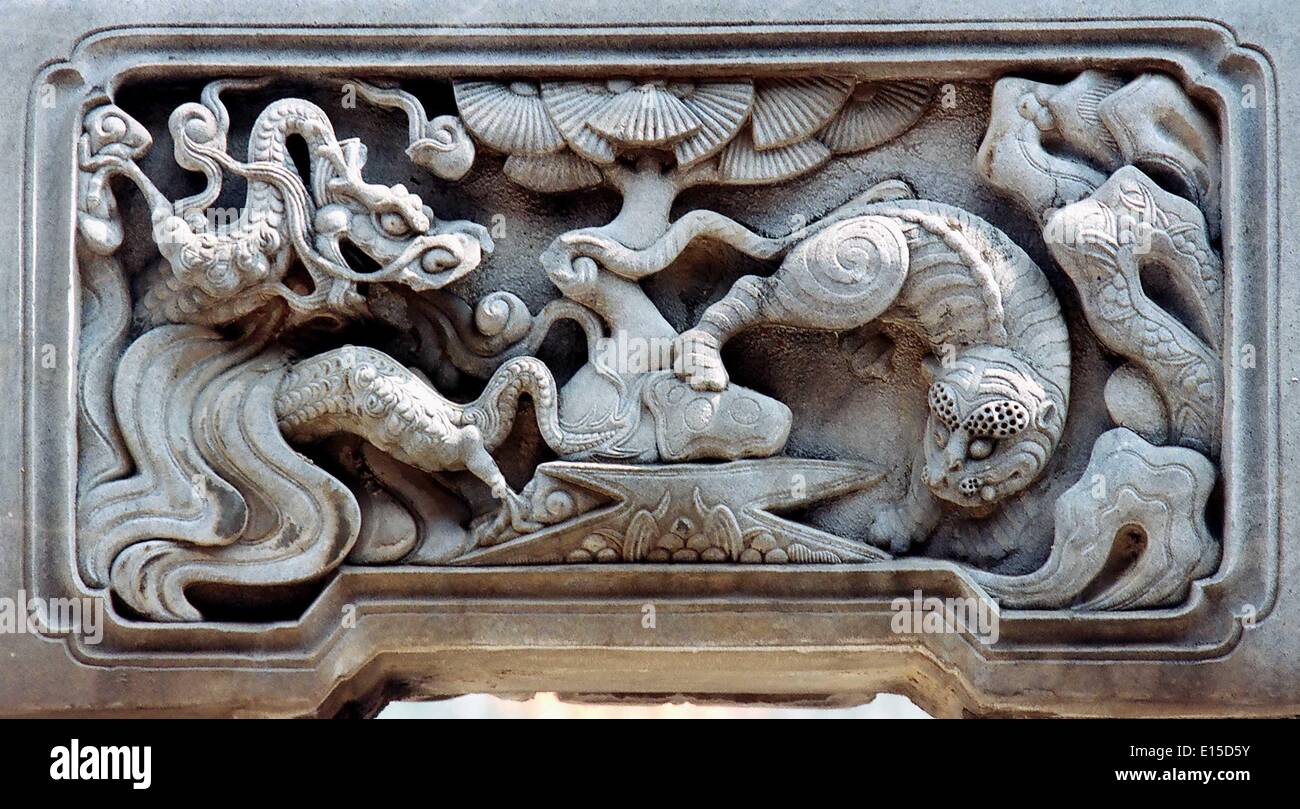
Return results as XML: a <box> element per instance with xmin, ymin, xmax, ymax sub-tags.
<box><xmin>567</xmin><ymin>528</ymin><xmax>837</xmax><ymax>564</ymax></box>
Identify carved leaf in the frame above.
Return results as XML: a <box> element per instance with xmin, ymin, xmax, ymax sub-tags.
<box><xmin>699</xmin><ymin>503</ymin><xmax>744</xmax><ymax>561</ymax></box>
<box><xmin>788</xmin><ymin>543</ymin><xmax>840</xmax><ymax>564</ymax></box>
<box><xmin>623</xmin><ymin>509</ymin><xmax>659</xmax><ymax>561</ymax></box>
<box><xmin>819</xmin><ymin>81</ymin><xmax>933</xmax><ymax>154</ymax></box>
<box><xmin>587</xmin><ymin>83</ymin><xmax>702</xmax><ymax>147</ymax></box>
<box><xmin>540</xmin><ymin>81</ymin><xmax>618</xmax><ymax>163</ymax></box>
<box><xmin>673</xmin><ymin>81</ymin><xmax>756</xmax><ymax>168</ymax></box>
<box><xmin>504</xmin><ymin>151</ymin><xmax>604</xmax><ymax>193</ymax></box>
<box><xmin>749</xmin><ymin>77</ymin><xmax>854</xmax><ymax>150</ymax></box>
<box><xmin>453</xmin><ymin>80</ymin><xmax>567</xmax><ymax>156</ymax></box>
<box><xmin>716</xmin><ymin>128</ymin><xmax>830</xmax><ymax>184</ymax></box>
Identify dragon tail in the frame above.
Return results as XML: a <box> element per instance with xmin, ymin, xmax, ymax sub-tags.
<box><xmin>464</xmin><ymin>356</ymin><xmax>615</xmax><ymax>456</ymax></box>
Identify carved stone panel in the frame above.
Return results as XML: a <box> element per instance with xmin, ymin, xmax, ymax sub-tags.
<box><xmin>2</xmin><ymin>2</ymin><xmax>1296</xmax><ymax>717</ymax></box>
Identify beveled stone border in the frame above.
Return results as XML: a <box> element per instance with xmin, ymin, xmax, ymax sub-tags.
<box><xmin>20</xmin><ymin>20</ymin><xmax>1279</xmax><ymax>703</ymax></box>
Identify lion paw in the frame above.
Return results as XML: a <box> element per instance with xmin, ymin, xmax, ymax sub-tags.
<box><xmin>673</xmin><ymin>329</ymin><xmax>729</xmax><ymax>391</ymax></box>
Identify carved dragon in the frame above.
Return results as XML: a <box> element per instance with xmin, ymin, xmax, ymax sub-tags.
<box><xmin>81</xmin><ymin>80</ymin><xmax>491</xmax><ymax>329</ymax></box>
<box><xmin>74</xmin><ymin>81</ymin><xmax>504</xmax><ymax>620</ymax></box>
<box><xmin>274</xmin><ymin>346</ymin><xmax>617</xmax><ymax>530</ymax></box>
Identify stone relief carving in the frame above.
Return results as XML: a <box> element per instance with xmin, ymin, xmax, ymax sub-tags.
<box><xmin>970</xmin><ymin>428</ymin><xmax>1219</xmax><ymax>610</ymax></box>
<box><xmin>71</xmin><ymin>68</ymin><xmax>1224</xmax><ymax>622</ymax></box>
<box><xmin>975</xmin><ymin>71</ymin><xmax>1220</xmax><ymax>237</ymax></box>
<box><xmin>970</xmin><ymin>72</ymin><xmax>1225</xmax><ymax>609</ymax></box>
<box><xmin>1045</xmin><ymin>167</ymin><xmax>1222</xmax><ymax>454</ymax></box>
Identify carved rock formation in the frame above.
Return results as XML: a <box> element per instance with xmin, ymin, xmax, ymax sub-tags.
<box><xmin>976</xmin><ymin>71</ymin><xmax>1219</xmax><ymax>237</ymax></box>
<box><xmin>1045</xmin><ymin>166</ymin><xmax>1222</xmax><ymax>455</ymax></box>
<box><xmin>970</xmin><ymin>428</ymin><xmax>1219</xmax><ymax>609</ymax></box>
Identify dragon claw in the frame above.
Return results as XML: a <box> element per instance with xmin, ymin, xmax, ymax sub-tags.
<box><xmin>496</xmin><ymin>487</ymin><xmax>542</xmax><ymax>534</ymax></box>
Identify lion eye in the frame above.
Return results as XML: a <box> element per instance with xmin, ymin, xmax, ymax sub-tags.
<box><xmin>968</xmin><ymin>437</ymin><xmax>995</xmax><ymax>460</ymax></box>
<box><xmin>927</xmin><ymin>383</ymin><xmax>961</xmax><ymax>430</ymax></box>
<box><xmin>962</xmin><ymin>399</ymin><xmax>1030</xmax><ymax>437</ymax></box>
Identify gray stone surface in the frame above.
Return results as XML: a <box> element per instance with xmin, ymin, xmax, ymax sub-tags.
<box><xmin>0</xmin><ymin>0</ymin><xmax>1296</xmax><ymax>717</ymax></box>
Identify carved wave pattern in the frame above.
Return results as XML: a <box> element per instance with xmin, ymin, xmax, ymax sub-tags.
<box><xmin>78</xmin><ymin>322</ymin><xmax>360</xmax><ymax>621</ymax></box>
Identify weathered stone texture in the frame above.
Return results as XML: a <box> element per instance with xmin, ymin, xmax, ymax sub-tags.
<box><xmin>0</xmin><ymin>1</ymin><xmax>1296</xmax><ymax>717</ymax></box>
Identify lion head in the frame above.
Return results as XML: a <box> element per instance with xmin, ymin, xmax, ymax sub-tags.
<box><xmin>922</xmin><ymin>345</ymin><xmax>1066</xmax><ymax>509</ymax></box>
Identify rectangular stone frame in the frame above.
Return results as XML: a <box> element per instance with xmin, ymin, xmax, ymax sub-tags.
<box><xmin>2</xmin><ymin>2</ymin><xmax>1292</xmax><ymax>716</ymax></box>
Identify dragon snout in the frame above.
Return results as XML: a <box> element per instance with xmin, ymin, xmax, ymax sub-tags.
<box><xmin>419</xmin><ymin>239</ymin><xmax>469</xmax><ymax>273</ymax></box>
<box><xmin>403</xmin><ymin>204</ymin><xmax>431</xmax><ymax>234</ymax></box>
<box><xmin>384</xmin><ymin>184</ymin><xmax>430</xmax><ymax>233</ymax></box>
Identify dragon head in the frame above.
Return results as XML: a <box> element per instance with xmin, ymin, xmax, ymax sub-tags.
<box><xmin>310</xmin><ymin>138</ymin><xmax>494</xmax><ymax>292</ymax></box>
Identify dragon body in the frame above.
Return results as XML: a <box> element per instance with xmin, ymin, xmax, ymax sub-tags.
<box><xmin>275</xmin><ymin>346</ymin><xmax>616</xmax><ymax>528</ymax></box>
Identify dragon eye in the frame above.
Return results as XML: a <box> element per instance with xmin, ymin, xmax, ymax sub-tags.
<box><xmin>378</xmin><ymin>212</ymin><xmax>411</xmax><ymax>237</ymax></box>
<box><xmin>968</xmin><ymin>437</ymin><xmax>995</xmax><ymax>460</ymax></box>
